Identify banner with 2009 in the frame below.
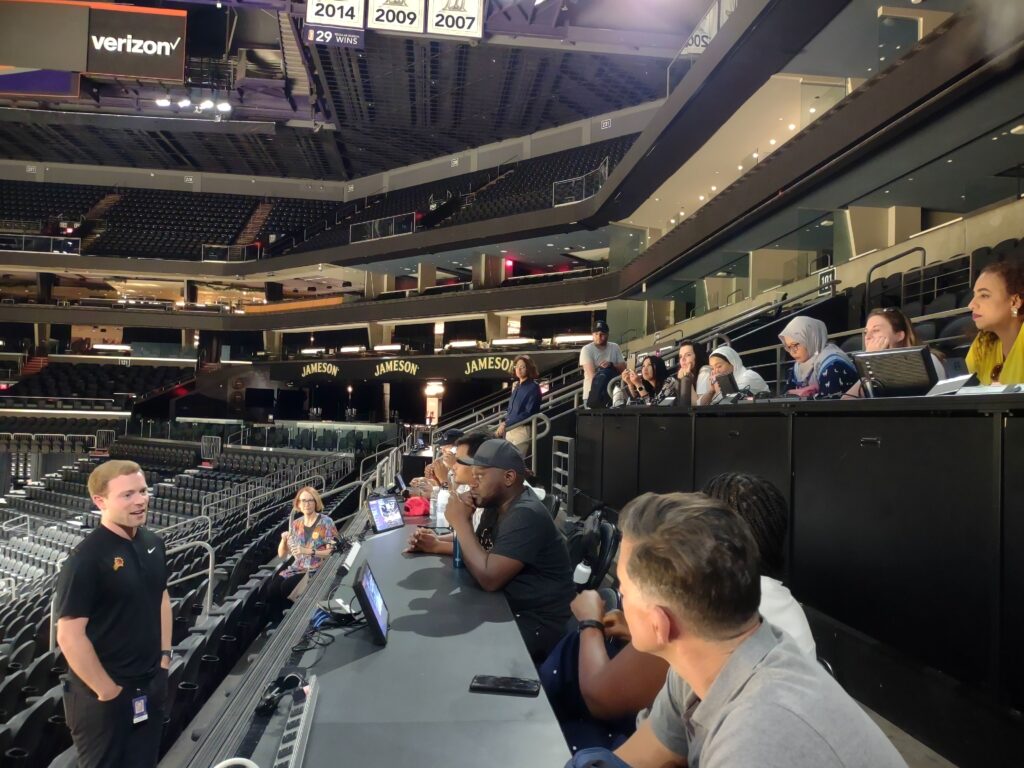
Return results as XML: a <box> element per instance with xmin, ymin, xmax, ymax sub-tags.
<box><xmin>304</xmin><ymin>0</ymin><xmax>484</xmax><ymax>41</ymax></box>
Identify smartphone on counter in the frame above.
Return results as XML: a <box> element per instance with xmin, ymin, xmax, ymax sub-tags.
<box><xmin>469</xmin><ymin>675</ymin><xmax>541</xmax><ymax>697</ymax></box>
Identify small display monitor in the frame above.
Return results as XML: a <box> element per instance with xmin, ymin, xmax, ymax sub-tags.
<box><xmin>354</xmin><ymin>562</ymin><xmax>389</xmax><ymax>645</ymax></box>
<box><xmin>395</xmin><ymin>473</ymin><xmax>407</xmax><ymax>492</ymax></box>
<box><xmin>852</xmin><ymin>345</ymin><xmax>939</xmax><ymax>398</ymax></box>
<box><xmin>368</xmin><ymin>495</ymin><xmax>404</xmax><ymax>533</ymax></box>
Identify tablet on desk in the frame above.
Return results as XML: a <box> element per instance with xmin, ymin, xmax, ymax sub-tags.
<box><xmin>353</xmin><ymin>562</ymin><xmax>390</xmax><ymax>645</ymax></box>
<box><xmin>368</xmin><ymin>495</ymin><xmax>405</xmax><ymax>533</ymax></box>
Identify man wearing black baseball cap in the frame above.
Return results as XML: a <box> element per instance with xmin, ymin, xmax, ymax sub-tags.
<box><xmin>446</xmin><ymin>439</ymin><xmax>574</xmax><ymax>659</ymax></box>
<box><xmin>580</xmin><ymin>320</ymin><xmax>625</xmax><ymax>406</ymax></box>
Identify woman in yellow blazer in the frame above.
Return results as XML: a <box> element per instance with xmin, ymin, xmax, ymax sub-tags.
<box><xmin>967</xmin><ymin>256</ymin><xmax>1024</xmax><ymax>385</ymax></box>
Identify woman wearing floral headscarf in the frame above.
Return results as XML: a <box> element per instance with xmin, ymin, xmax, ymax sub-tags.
<box><xmin>779</xmin><ymin>316</ymin><xmax>858</xmax><ymax>398</ymax></box>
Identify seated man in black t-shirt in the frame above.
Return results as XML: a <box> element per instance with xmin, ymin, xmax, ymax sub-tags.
<box><xmin>447</xmin><ymin>439</ymin><xmax>575</xmax><ymax>660</ymax></box>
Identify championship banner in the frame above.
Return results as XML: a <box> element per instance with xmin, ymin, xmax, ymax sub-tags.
<box><xmin>426</xmin><ymin>0</ymin><xmax>483</xmax><ymax>39</ymax></box>
<box><xmin>367</xmin><ymin>0</ymin><xmax>425</xmax><ymax>34</ymax></box>
<box><xmin>305</xmin><ymin>0</ymin><xmax>365</xmax><ymax>30</ymax></box>
<box><xmin>305</xmin><ymin>25</ymin><xmax>365</xmax><ymax>49</ymax></box>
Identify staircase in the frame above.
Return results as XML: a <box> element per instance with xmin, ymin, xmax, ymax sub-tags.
<box><xmin>84</xmin><ymin>192</ymin><xmax>121</xmax><ymax>221</ymax></box>
<box><xmin>278</xmin><ymin>12</ymin><xmax>312</xmax><ymax>98</ymax></box>
<box><xmin>235</xmin><ymin>201</ymin><xmax>274</xmax><ymax>245</ymax></box>
<box><xmin>20</xmin><ymin>356</ymin><xmax>49</xmax><ymax>379</ymax></box>
<box><xmin>80</xmin><ymin>193</ymin><xmax>121</xmax><ymax>252</ymax></box>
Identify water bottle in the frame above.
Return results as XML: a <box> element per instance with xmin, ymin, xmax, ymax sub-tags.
<box><xmin>452</xmin><ymin>531</ymin><xmax>464</xmax><ymax>569</ymax></box>
<box><xmin>435</xmin><ymin>489</ymin><xmax>449</xmax><ymax>529</ymax></box>
<box><xmin>573</xmin><ymin>560</ymin><xmax>592</xmax><ymax>587</ymax></box>
<box><xmin>429</xmin><ymin>485</ymin><xmax>439</xmax><ymax>524</ymax></box>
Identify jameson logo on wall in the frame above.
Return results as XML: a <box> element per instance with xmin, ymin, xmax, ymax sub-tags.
<box><xmin>302</xmin><ymin>361</ymin><xmax>341</xmax><ymax>378</ymax></box>
<box><xmin>464</xmin><ymin>356</ymin><xmax>514</xmax><ymax>375</ymax></box>
<box><xmin>373</xmin><ymin>359</ymin><xmax>421</xmax><ymax>377</ymax></box>
<box><xmin>87</xmin><ymin>7</ymin><xmax>187</xmax><ymax>80</ymax></box>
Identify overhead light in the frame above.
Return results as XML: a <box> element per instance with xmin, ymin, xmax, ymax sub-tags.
<box><xmin>424</xmin><ymin>381</ymin><xmax>445</xmax><ymax>397</ymax></box>
<box><xmin>446</xmin><ymin>340</ymin><xmax>484</xmax><ymax>349</ymax></box>
<box><xmin>710</xmin><ymin>185</ymin><xmax>717</xmax><ymax>191</ymax></box>
<box><xmin>553</xmin><ymin>334</ymin><xmax>593</xmax><ymax>345</ymax></box>
<box><xmin>1011</xmin><ymin>124</ymin><xmax>1024</xmax><ymax>135</ymax></box>
<box><xmin>492</xmin><ymin>338</ymin><xmax>537</xmax><ymax>347</ymax></box>
<box><xmin>339</xmin><ymin>345</ymin><xmax>366</xmax><ymax>354</ymax></box>
<box><xmin>769</xmin><ymin>139</ymin><xmax>777</xmax><ymax>146</ymax></box>
<box><xmin>808</xmin><ymin>107</ymin><xmax>817</xmax><ymax>114</ymax></box>
<box><xmin>737</xmin><ymin>165</ymin><xmax>743</xmax><ymax>171</ymax></box>
<box><xmin>154</xmin><ymin>97</ymin><xmax>171</xmax><ymax>107</ymax></box>
<box><xmin>216</xmin><ymin>101</ymin><xmax>232</xmax><ymax>113</ymax></box>
<box><xmin>177</xmin><ymin>97</ymin><xmax>192</xmax><ymax>108</ymax></box>
<box><xmin>821</xmin><ymin>220</ymin><xmax>834</xmax><ymax>227</ymax></box>
<box><xmin>788</xmin><ymin>123</ymin><xmax>796</xmax><ymax>131</ymax></box>
<box><xmin>698</xmin><ymin>195</ymin><xmax>705</xmax><ymax>201</ymax></box>
<box><xmin>198</xmin><ymin>99</ymin><xmax>214</xmax><ymax>110</ymax></box>
<box><xmin>373</xmin><ymin>344</ymin><xmax>407</xmax><ymax>352</ymax></box>
<box><xmin>300</xmin><ymin>348</ymin><xmax>325</xmax><ymax>355</ymax></box>
<box><xmin>751</xmin><ymin>152</ymin><xmax>759</xmax><ymax>159</ymax></box>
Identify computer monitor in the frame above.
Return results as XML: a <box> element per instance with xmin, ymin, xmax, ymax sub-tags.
<box><xmin>395</xmin><ymin>474</ymin><xmax>407</xmax><ymax>493</ymax></box>
<box><xmin>368</xmin><ymin>495</ymin><xmax>404</xmax><ymax>533</ymax></box>
<box><xmin>852</xmin><ymin>345</ymin><xmax>939</xmax><ymax>398</ymax></box>
<box><xmin>353</xmin><ymin>562</ymin><xmax>389</xmax><ymax>645</ymax></box>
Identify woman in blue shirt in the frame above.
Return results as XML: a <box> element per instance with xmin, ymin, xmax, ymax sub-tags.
<box><xmin>496</xmin><ymin>355</ymin><xmax>542</xmax><ymax>458</ymax></box>
<box><xmin>779</xmin><ymin>316</ymin><xmax>859</xmax><ymax>398</ymax></box>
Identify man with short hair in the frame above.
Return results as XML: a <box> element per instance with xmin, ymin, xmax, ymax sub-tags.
<box><xmin>55</xmin><ymin>460</ymin><xmax>171</xmax><ymax>768</ymax></box>
<box><xmin>579</xmin><ymin>320</ymin><xmax>626</xmax><ymax>406</ymax></box>
<box><xmin>583</xmin><ymin>492</ymin><xmax>906</xmax><ymax>768</ymax></box>
<box><xmin>447</xmin><ymin>439</ymin><xmax>574</xmax><ymax>659</ymax></box>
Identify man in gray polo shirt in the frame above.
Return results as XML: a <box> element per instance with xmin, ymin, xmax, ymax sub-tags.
<box><xmin>576</xmin><ymin>492</ymin><xmax>906</xmax><ymax>768</ymax></box>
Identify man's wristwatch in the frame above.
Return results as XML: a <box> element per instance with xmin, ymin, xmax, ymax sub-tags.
<box><xmin>161</xmin><ymin>650</ymin><xmax>173</xmax><ymax>662</ymax></box>
<box><xmin>578</xmin><ymin>619</ymin><xmax>606</xmax><ymax>635</ymax></box>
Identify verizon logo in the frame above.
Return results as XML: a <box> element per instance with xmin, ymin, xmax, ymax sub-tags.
<box><xmin>90</xmin><ymin>35</ymin><xmax>182</xmax><ymax>57</ymax></box>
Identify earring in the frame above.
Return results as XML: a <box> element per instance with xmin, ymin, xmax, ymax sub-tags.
<box><xmin>1014</xmin><ymin>307</ymin><xmax>1020</xmax><ymax>318</ymax></box>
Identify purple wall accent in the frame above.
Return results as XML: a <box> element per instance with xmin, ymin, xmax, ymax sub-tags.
<box><xmin>0</xmin><ymin>69</ymin><xmax>79</xmax><ymax>97</ymax></box>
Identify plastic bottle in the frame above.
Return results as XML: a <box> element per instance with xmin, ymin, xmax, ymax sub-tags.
<box><xmin>573</xmin><ymin>560</ymin><xmax>592</xmax><ymax>587</ymax></box>
<box><xmin>429</xmin><ymin>485</ymin><xmax>439</xmax><ymax>524</ymax></box>
<box><xmin>453</xmin><ymin>530</ymin><xmax>464</xmax><ymax>569</ymax></box>
<box><xmin>435</xmin><ymin>488</ymin><xmax>449</xmax><ymax>529</ymax></box>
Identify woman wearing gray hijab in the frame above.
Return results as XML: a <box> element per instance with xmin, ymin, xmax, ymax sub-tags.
<box><xmin>779</xmin><ymin>316</ymin><xmax>858</xmax><ymax>398</ymax></box>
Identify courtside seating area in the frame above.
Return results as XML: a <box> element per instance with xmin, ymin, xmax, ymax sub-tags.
<box><xmin>88</xmin><ymin>189</ymin><xmax>258</xmax><ymax>260</ymax></box>
<box><xmin>0</xmin><ymin>180</ymin><xmax>105</xmax><ymax>227</ymax></box>
<box><xmin>2</xmin><ymin>364</ymin><xmax>193</xmax><ymax>407</ymax></box>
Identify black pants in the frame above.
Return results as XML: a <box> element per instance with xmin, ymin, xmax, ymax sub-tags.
<box><xmin>63</xmin><ymin>670</ymin><xmax>167</xmax><ymax>768</ymax></box>
<box><xmin>267</xmin><ymin>572</ymin><xmax>306</xmax><ymax>618</ymax></box>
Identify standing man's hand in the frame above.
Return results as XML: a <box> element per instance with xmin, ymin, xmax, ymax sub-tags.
<box><xmin>96</xmin><ymin>683</ymin><xmax>123</xmax><ymax>702</ymax></box>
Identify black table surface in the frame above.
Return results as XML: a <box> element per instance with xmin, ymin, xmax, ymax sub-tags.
<box><xmin>296</xmin><ymin>523</ymin><xmax>572</xmax><ymax>767</ymax></box>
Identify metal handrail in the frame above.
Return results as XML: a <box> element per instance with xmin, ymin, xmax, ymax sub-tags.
<box><xmin>864</xmin><ymin>246</ymin><xmax>925</xmax><ymax>319</ymax></box>
<box><xmin>245</xmin><ymin>474</ymin><xmax>325</xmax><ymax>530</ymax></box>
<box><xmin>358</xmin><ymin>438</ymin><xmax>402</xmax><ymax>478</ymax></box>
<box><xmin>157</xmin><ymin>514</ymin><xmax>213</xmax><ymax>545</ymax></box>
<box><xmin>165</xmin><ymin>540</ymin><xmax>216</xmax><ymax>618</ymax></box>
<box><xmin>50</xmin><ymin>539</ymin><xmax>215</xmax><ymax>651</ymax></box>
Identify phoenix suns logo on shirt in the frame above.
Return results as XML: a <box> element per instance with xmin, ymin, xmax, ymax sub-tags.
<box><xmin>113</xmin><ymin>557</ymin><xmax>125</xmax><ymax>571</ymax></box>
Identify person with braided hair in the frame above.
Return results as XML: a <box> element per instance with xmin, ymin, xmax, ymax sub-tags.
<box><xmin>538</xmin><ymin>474</ymin><xmax>813</xmax><ymax>754</ymax></box>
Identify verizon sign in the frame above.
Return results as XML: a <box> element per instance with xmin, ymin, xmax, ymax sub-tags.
<box><xmin>86</xmin><ymin>7</ymin><xmax>187</xmax><ymax>80</ymax></box>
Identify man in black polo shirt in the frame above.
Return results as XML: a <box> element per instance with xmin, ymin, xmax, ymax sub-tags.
<box><xmin>448</xmin><ymin>439</ymin><xmax>575</xmax><ymax>659</ymax></box>
<box><xmin>55</xmin><ymin>459</ymin><xmax>171</xmax><ymax>768</ymax></box>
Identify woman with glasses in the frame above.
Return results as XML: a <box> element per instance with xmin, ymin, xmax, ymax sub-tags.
<box><xmin>269</xmin><ymin>486</ymin><xmax>339</xmax><ymax>615</ymax></box>
<box><xmin>967</xmin><ymin>256</ymin><xmax>1024</xmax><ymax>385</ymax></box>
<box><xmin>845</xmin><ymin>308</ymin><xmax>946</xmax><ymax>398</ymax></box>
<box><xmin>779</xmin><ymin>316</ymin><xmax>858</xmax><ymax>398</ymax></box>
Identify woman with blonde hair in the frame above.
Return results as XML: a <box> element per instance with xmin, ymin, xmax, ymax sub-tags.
<box><xmin>269</xmin><ymin>486</ymin><xmax>339</xmax><ymax>614</ymax></box>
<box><xmin>845</xmin><ymin>308</ymin><xmax>945</xmax><ymax>398</ymax></box>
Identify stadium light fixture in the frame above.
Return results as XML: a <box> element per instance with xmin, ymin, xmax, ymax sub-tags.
<box><xmin>177</xmin><ymin>97</ymin><xmax>192</xmax><ymax>108</ymax></box>
<box><xmin>154</xmin><ymin>97</ymin><xmax>171</xmax><ymax>107</ymax></box>
<box><xmin>216</xmin><ymin>101</ymin><xmax>232</xmax><ymax>113</ymax></box>
<box><xmin>198</xmin><ymin>98</ymin><xmax>214</xmax><ymax>110</ymax></box>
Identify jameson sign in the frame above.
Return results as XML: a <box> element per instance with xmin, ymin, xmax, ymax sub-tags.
<box><xmin>87</xmin><ymin>7</ymin><xmax>187</xmax><ymax>80</ymax></box>
<box><xmin>373</xmin><ymin>359</ymin><xmax>421</xmax><ymax>378</ymax></box>
<box><xmin>463</xmin><ymin>356</ymin><xmax>514</xmax><ymax>375</ymax></box>
<box><xmin>302</xmin><ymin>361</ymin><xmax>341</xmax><ymax>378</ymax></box>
